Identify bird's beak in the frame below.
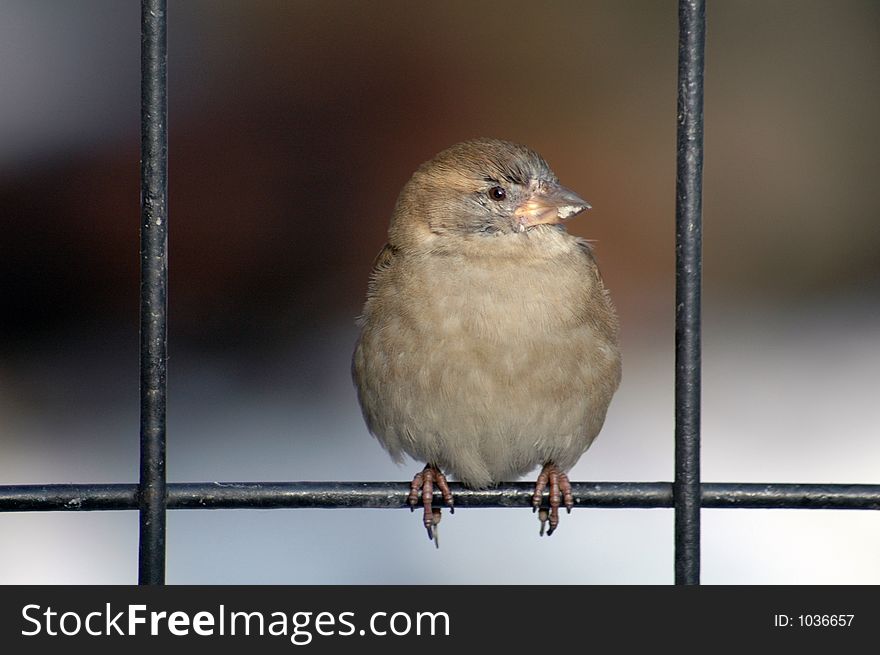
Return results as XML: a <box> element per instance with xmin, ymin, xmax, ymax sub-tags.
<box><xmin>513</xmin><ymin>184</ymin><xmax>592</xmax><ymax>228</ymax></box>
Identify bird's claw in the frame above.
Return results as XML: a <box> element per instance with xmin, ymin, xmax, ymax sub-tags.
<box><xmin>537</xmin><ymin>508</ymin><xmax>550</xmax><ymax>536</ymax></box>
<box><xmin>531</xmin><ymin>463</ymin><xmax>574</xmax><ymax>536</ymax></box>
<box><xmin>408</xmin><ymin>465</ymin><xmax>454</xmax><ymax>545</ymax></box>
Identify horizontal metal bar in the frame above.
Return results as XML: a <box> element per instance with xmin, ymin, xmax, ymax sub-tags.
<box><xmin>1</xmin><ymin>482</ymin><xmax>879</xmax><ymax>512</ymax></box>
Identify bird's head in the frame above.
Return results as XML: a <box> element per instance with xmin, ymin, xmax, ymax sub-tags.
<box><xmin>389</xmin><ymin>139</ymin><xmax>590</xmax><ymax>249</ymax></box>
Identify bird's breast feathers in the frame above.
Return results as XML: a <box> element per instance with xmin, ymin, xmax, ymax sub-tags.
<box><xmin>385</xmin><ymin>231</ymin><xmax>610</xmax><ymax>344</ymax></box>
<box><xmin>354</xmin><ymin>229</ymin><xmax>620</xmax><ymax>485</ymax></box>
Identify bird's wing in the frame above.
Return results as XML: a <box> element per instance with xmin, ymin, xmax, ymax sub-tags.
<box><xmin>362</xmin><ymin>242</ymin><xmax>400</xmax><ymax>308</ymax></box>
<box><xmin>574</xmin><ymin>237</ymin><xmax>620</xmax><ymax>342</ymax></box>
<box><xmin>574</xmin><ymin>237</ymin><xmax>602</xmax><ymax>281</ymax></box>
<box><xmin>370</xmin><ymin>242</ymin><xmax>398</xmax><ymax>276</ymax></box>
<box><xmin>354</xmin><ymin>244</ymin><xmax>399</xmax><ymax>328</ymax></box>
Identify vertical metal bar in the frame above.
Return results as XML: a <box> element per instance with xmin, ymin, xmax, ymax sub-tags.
<box><xmin>674</xmin><ymin>0</ymin><xmax>705</xmax><ymax>585</ymax></box>
<box><xmin>139</xmin><ymin>0</ymin><xmax>168</xmax><ymax>585</ymax></box>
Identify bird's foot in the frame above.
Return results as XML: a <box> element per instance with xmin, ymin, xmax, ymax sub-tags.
<box><xmin>407</xmin><ymin>464</ymin><xmax>454</xmax><ymax>546</ymax></box>
<box><xmin>531</xmin><ymin>463</ymin><xmax>574</xmax><ymax>536</ymax></box>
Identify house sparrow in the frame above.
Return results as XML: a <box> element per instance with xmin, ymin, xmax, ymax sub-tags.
<box><xmin>352</xmin><ymin>138</ymin><xmax>620</xmax><ymax>542</ymax></box>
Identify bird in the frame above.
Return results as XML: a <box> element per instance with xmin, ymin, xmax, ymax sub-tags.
<box><xmin>352</xmin><ymin>138</ymin><xmax>620</xmax><ymax>542</ymax></box>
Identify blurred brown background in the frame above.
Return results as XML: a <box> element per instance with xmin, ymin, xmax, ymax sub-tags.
<box><xmin>1</xmin><ymin>0</ymin><xmax>878</xmax><ymax>584</ymax></box>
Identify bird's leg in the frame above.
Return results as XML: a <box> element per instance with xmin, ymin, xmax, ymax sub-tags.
<box><xmin>407</xmin><ymin>464</ymin><xmax>454</xmax><ymax>544</ymax></box>
<box><xmin>531</xmin><ymin>462</ymin><xmax>574</xmax><ymax>536</ymax></box>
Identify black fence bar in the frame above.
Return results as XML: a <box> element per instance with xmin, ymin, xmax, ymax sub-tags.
<box><xmin>3</xmin><ymin>482</ymin><xmax>880</xmax><ymax>512</ymax></box>
<box><xmin>674</xmin><ymin>0</ymin><xmax>706</xmax><ymax>586</ymax></box>
<box><xmin>139</xmin><ymin>0</ymin><xmax>169</xmax><ymax>586</ymax></box>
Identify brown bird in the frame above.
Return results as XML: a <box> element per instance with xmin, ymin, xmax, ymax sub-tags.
<box><xmin>352</xmin><ymin>139</ymin><xmax>620</xmax><ymax>542</ymax></box>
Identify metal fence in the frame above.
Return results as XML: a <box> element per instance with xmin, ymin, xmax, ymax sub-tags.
<box><xmin>2</xmin><ymin>0</ymin><xmax>879</xmax><ymax>586</ymax></box>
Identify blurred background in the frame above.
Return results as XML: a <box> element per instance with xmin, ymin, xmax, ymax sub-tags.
<box><xmin>1</xmin><ymin>0</ymin><xmax>879</xmax><ymax>584</ymax></box>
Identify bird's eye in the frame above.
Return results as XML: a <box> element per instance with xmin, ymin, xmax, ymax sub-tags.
<box><xmin>488</xmin><ymin>186</ymin><xmax>506</xmax><ymax>201</ymax></box>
